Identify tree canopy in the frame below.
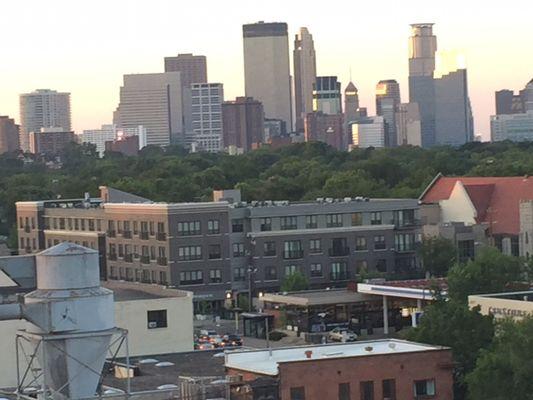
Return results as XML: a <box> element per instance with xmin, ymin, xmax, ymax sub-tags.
<box><xmin>418</xmin><ymin>235</ymin><xmax>457</xmax><ymax>277</ymax></box>
<box><xmin>280</xmin><ymin>271</ymin><xmax>309</xmax><ymax>292</ymax></box>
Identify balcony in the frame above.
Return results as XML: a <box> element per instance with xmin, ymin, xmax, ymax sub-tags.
<box><xmin>122</xmin><ymin>230</ymin><xmax>132</xmax><ymax>239</ymax></box>
<box><xmin>140</xmin><ymin>255</ymin><xmax>150</xmax><ymax>264</ymax></box>
<box><xmin>156</xmin><ymin>232</ymin><xmax>167</xmax><ymax>241</ymax></box>
<box><xmin>264</xmin><ymin>250</ymin><xmax>276</xmax><ymax>257</ymax></box>
<box><xmin>283</xmin><ymin>250</ymin><xmax>304</xmax><ymax>260</ymax></box>
<box><xmin>108</xmin><ymin>253</ymin><xmax>117</xmax><ymax>261</ymax></box>
<box><xmin>390</xmin><ymin>219</ymin><xmax>420</xmax><ymax>229</ymax></box>
<box><xmin>330</xmin><ymin>271</ymin><xmax>350</xmax><ymax>281</ymax></box>
<box><xmin>395</xmin><ymin>245</ymin><xmax>416</xmax><ymax>253</ymax></box>
<box><xmin>328</xmin><ymin>247</ymin><xmax>350</xmax><ymax>257</ymax></box>
<box><xmin>107</xmin><ymin>230</ymin><xmax>116</xmax><ymax>238</ymax></box>
<box><xmin>140</xmin><ymin>231</ymin><xmax>149</xmax><ymax>240</ymax></box>
<box><xmin>157</xmin><ymin>257</ymin><xmax>168</xmax><ymax>266</ymax></box>
<box><xmin>124</xmin><ymin>254</ymin><xmax>133</xmax><ymax>263</ymax></box>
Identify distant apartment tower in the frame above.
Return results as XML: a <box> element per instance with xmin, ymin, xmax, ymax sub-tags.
<box><xmin>19</xmin><ymin>89</ymin><xmax>71</xmax><ymax>152</ymax></box>
<box><xmin>313</xmin><ymin>76</ymin><xmax>342</xmax><ymax>115</ymax></box>
<box><xmin>105</xmin><ymin>135</ymin><xmax>139</xmax><ymax>156</ymax></box>
<box><xmin>396</xmin><ymin>103</ymin><xmax>422</xmax><ymax>146</ymax></box>
<box><xmin>29</xmin><ymin>128</ymin><xmax>76</xmax><ymax>155</ymax></box>
<box><xmin>304</xmin><ymin>112</ymin><xmax>344</xmax><ymax>150</ymax></box>
<box><xmin>243</xmin><ymin>22</ymin><xmax>292</xmax><ymax>130</ymax></box>
<box><xmin>491</xmin><ymin>111</ymin><xmax>533</xmax><ymax>142</ymax></box>
<box><xmin>408</xmin><ymin>23</ymin><xmax>437</xmax><ymax>148</ymax></box>
<box><xmin>376</xmin><ymin>80</ymin><xmax>401</xmax><ymax>147</ymax></box>
<box><xmin>188</xmin><ymin>83</ymin><xmax>224</xmax><ymax>152</ymax></box>
<box><xmin>293</xmin><ymin>27</ymin><xmax>317</xmax><ymax>132</ymax></box>
<box><xmin>114</xmin><ymin>73</ymin><xmax>182</xmax><ymax>147</ymax></box>
<box><xmin>0</xmin><ymin>116</ymin><xmax>20</xmax><ymax>154</ymax></box>
<box><xmin>222</xmin><ymin>97</ymin><xmax>264</xmax><ymax>153</ymax></box>
<box><xmin>81</xmin><ymin>125</ymin><xmax>116</xmax><ymax>157</ymax></box>
<box><xmin>351</xmin><ymin>116</ymin><xmax>386</xmax><ymax>148</ymax></box>
<box><xmin>164</xmin><ymin>53</ymin><xmax>207</xmax><ymax>87</ymax></box>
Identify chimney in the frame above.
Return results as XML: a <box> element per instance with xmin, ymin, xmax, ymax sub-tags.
<box><xmin>305</xmin><ymin>350</ymin><xmax>313</xmax><ymax>359</ymax></box>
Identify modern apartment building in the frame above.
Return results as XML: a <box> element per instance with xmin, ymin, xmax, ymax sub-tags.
<box><xmin>28</xmin><ymin>128</ymin><xmax>77</xmax><ymax>155</ymax></box>
<box><xmin>19</xmin><ymin>89</ymin><xmax>71</xmax><ymax>152</ymax></box>
<box><xmin>243</xmin><ymin>22</ymin><xmax>292</xmax><ymax>130</ymax></box>
<box><xmin>17</xmin><ymin>188</ymin><xmax>421</xmax><ymax>310</ymax></box>
<box><xmin>113</xmin><ymin>73</ymin><xmax>182</xmax><ymax>146</ymax></box>
<box><xmin>80</xmin><ymin>124</ymin><xmax>116</xmax><ymax>156</ymax></box>
<box><xmin>187</xmin><ymin>83</ymin><xmax>224</xmax><ymax>152</ymax></box>
<box><xmin>293</xmin><ymin>27</ymin><xmax>317</xmax><ymax>132</ymax></box>
<box><xmin>0</xmin><ymin>116</ymin><xmax>20</xmax><ymax>154</ymax></box>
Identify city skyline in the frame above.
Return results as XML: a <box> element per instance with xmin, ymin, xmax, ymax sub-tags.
<box><xmin>0</xmin><ymin>0</ymin><xmax>532</xmax><ymax>140</ymax></box>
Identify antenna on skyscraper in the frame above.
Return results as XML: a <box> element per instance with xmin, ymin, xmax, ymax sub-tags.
<box><xmin>349</xmin><ymin>66</ymin><xmax>352</xmax><ymax>82</ymax></box>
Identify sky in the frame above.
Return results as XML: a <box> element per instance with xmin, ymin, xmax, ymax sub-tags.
<box><xmin>0</xmin><ymin>0</ymin><xmax>532</xmax><ymax>140</ymax></box>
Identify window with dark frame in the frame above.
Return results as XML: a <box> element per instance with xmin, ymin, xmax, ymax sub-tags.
<box><xmin>290</xmin><ymin>386</ymin><xmax>305</xmax><ymax>400</ymax></box>
<box><xmin>360</xmin><ymin>381</ymin><xmax>374</xmax><ymax>400</ymax></box>
<box><xmin>414</xmin><ymin>379</ymin><xmax>435</xmax><ymax>397</ymax></box>
<box><xmin>338</xmin><ymin>382</ymin><xmax>350</xmax><ymax>400</ymax></box>
<box><xmin>305</xmin><ymin>215</ymin><xmax>317</xmax><ymax>229</ymax></box>
<box><xmin>371</xmin><ymin>212</ymin><xmax>382</xmax><ymax>225</ymax></box>
<box><xmin>264</xmin><ymin>241</ymin><xmax>276</xmax><ymax>256</ymax></box>
<box><xmin>382</xmin><ymin>379</ymin><xmax>396</xmax><ymax>400</ymax></box>
<box><xmin>147</xmin><ymin>309</ymin><xmax>167</xmax><ymax>329</ymax></box>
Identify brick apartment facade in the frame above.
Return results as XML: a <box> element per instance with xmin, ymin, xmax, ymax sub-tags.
<box><xmin>16</xmin><ymin>188</ymin><xmax>420</xmax><ymax>310</ymax></box>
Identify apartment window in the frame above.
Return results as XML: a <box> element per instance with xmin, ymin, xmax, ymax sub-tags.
<box><xmin>150</xmin><ymin>246</ymin><xmax>156</xmax><ymax>260</ymax></box>
<box><xmin>80</xmin><ymin>219</ymin><xmax>86</xmax><ymax>231</ymax></box>
<box><xmin>158</xmin><ymin>246</ymin><xmax>166</xmax><ymax>258</ymax></box>
<box><xmin>147</xmin><ymin>310</ymin><xmax>167</xmax><ymax>329</ymax></box>
<box><xmin>260</xmin><ymin>217</ymin><xmax>271</xmax><ymax>231</ymax></box>
<box><xmin>88</xmin><ymin>219</ymin><xmax>95</xmax><ymax>231</ymax></box>
<box><xmin>47</xmin><ymin>239</ymin><xmax>51</xmax><ymax>248</ymax></box>
<box><xmin>160</xmin><ymin>271</ymin><xmax>167</xmax><ymax>284</ymax></box>
<box><xmin>265</xmin><ymin>266</ymin><xmax>277</xmax><ymax>280</ymax></box>
<box><xmin>374</xmin><ymin>235</ymin><xmax>386</xmax><ymax>250</ymax></box>
<box><xmin>371</xmin><ymin>212</ymin><xmax>382</xmax><ymax>225</ymax></box>
<box><xmin>355</xmin><ymin>236</ymin><xmax>367</xmax><ymax>251</ymax></box>
<box><xmin>351</xmin><ymin>212</ymin><xmax>363</xmax><ymax>226</ymax></box>
<box><xmin>66</xmin><ymin>218</ymin><xmax>72</xmax><ymax>230</ymax></box>
<box><xmin>208</xmin><ymin>219</ymin><xmax>220</xmax><ymax>234</ymax></box>
<box><xmin>178</xmin><ymin>221</ymin><xmax>201</xmax><ymax>236</ymax></box>
<box><xmin>149</xmin><ymin>221</ymin><xmax>155</xmax><ymax>235</ymax></box>
<box><xmin>395</xmin><ymin>233</ymin><xmax>415</xmax><ymax>252</ymax></box>
<box><xmin>310</xmin><ymin>263</ymin><xmax>323</xmax><ymax>277</ymax></box>
<box><xmin>284</xmin><ymin>240</ymin><xmax>303</xmax><ymax>259</ymax></box>
<box><xmin>142</xmin><ymin>269</ymin><xmax>150</xmax><ymax>282</ymax></box>
<box><xmin>209</xmin><ymin>269</ymin><xmax>222</xmax><ymax>283</ymax></box>
<box><xmin>178</xmin><ymin>246</ymin><xmax>203</xmax><ymax>261</ymax></box>
<box><xmin>52</xmin><ymin>218</ymin><xmax>57</xmax><ymax>229</ymax></box>
<box><xmin>309</xmin><ymin>239</ymin><xmax>322</xmax><ymax>254</ymax></box>
<box><xmin>360</xmin><ymin>381</ymin><xmax>374</xmax><ymax>400</ymax></box>
<box><xmin>356</xmin><ymin>260</ymin><xmax>368</xmax><ymax>274</ymax></box>
<box><xmin>285</xmin><ymin>264</ymin><xmax>297</xmax><ymax>276</ymax></box>
<box><xmin>117</xmin><ymin>220</ymin><xmax>123</xmax><ymax>233</ymax></box>
<box><xmin>234</xmin><ymin>267</ymin><xmax>246</xmax><ymax>281</ymax></box>
<box><xmin>290</xmin><ymin>387</ymin><xmax>305</xmax><ymax>400</ymax></box>
<box><xmin>133</xmin><ymin>221</ymin><xmax>138</xmax><ymax>234</ymax></box>
<box><xmin>338</xmin><ymin>383</ymin><xmax>350</xmax><ymax>400</ymax></box>
<box><xmin>231</xmin><ymin>219</ymin><xmax>244</xmax><ymax>233</ymax></box>
<box><xmin>326</xmin><ymin>213</ymin><xmax>343</xmax><ymax>228</ymax></box>
<box><xmin>208</xmin><ymin>244</ymin><xmax>222</xmax><ymax>259</ymax></box>
<box><xmin>32</xmin><ymin>238</ymin><xmax>36</xmax><ymax>250</ymax></box>
<box><xmin>414</xmin><ymin>380</ymin><xmax>435</xmax><ymax>398</ymax></box>
<box><xmin>331</xmin><ymin>262</ymin><xmax>348</xmax><ymax>280</ymax></box>
<box><xmin>382</xmin><ymin>379</ymin><xmax>396</xmax><ymax>400</ymax></box>
<box><xmin>376</xmin><ymin>259</ymin><xmax>387</xmax><ymax>273</ymax></box>
<box><xmin>179</xmin><ymin>270</ymin><xmax>203</xmax><ymax>285</ymax></box>
<box><xmin>135</xmin><ymin>269</ymin><xmax>142</xmax><ymax>282</ymax></box>
<box><xmin>330</xmin><ymin>237</ymin><xmax>349</xmax><ymax>256</ymax></box>
<box><xmin>157</xmin><ymin>222</ymin><xmax>165</xmax><ymax>233</ymax></box>
<box><xmin>96</xmin><ymin>219</ymin><xmax>101</xmax><ymax>231</ymax></box>
<box><xmin>280</xmin><ymin>216</ymin><xmax>297</xmax><ymax>230</ymax></box>
<box><xmin>458</xmin><ymin>239</ymin><xmax>475</xmax><ymax>262</ymax></box>
<box><xmin>140</xmin><ymin>221</ymin><xmax>148</xmax><ymax>234</ymax></box>
<box><xmin>118</xmin><ymin>244</ymin><xmax>124</xmax><ymax>257</ymax></box>
<box><xmin>59</xmin><ymin>218</ymin><xmax>65</xmax><ymax>230</ymax></box>
<box><xmin>393</xmin><ymin>209</ymin><xmax>415</xmax><ymax>226</ymax></box>
<box><xmin>305</xmin><ymin>215</ymin><xmax>317</xmax><ymax>229</ymax></box>
<box><xmin>232</xmin><ymin>243</ymin><xmax>245</xmax><ymax>257</ymax></box>
<box><xmin>263</xmin><ymin>241</ymin><xmax>276</xmax><ymax>256</ymax></box>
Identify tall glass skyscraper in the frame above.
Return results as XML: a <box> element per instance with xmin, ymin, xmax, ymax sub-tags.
<box><xmin>293</xmin><ymin>27</ymin><xmax>316</xmax><ymax>132</ymax></box>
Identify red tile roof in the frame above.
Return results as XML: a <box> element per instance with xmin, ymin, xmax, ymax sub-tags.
<box><xmin>420</xmin><ymin>175</ymin><xmax>533</xmax><ymax>235</ymax></box>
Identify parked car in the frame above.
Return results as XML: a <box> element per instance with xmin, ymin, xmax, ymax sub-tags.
<box><xmin>328</xmin><ymin>327</ymin><xmax>358</xmax><ymax>342</ymax></box>
<box><xmin>199</xmin><ymin>329</ymin><xmax>224</xmax><ymax>347</ymax></box>
<box><xmin>222</xmin><ymin>334</ymin><xmax>243</xmax><ymax>347</ymax></box>
<box><xmin>196</xmin><ymin>341</ymin><xmax>215</xmax><ymax>350</ymax></box>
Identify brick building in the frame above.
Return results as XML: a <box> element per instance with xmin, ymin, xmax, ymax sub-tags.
<box><xmin>222</xmin><ymin>97</ymin><xmax>264</xmax><ymax>152</ymax></box>
<box><xmin>226</xmin><ymin>340</ymin><xmax>454</xmax><ymax>400</ymax></box>
<box><xmin>304</xmin><ymin>111</ymin><xmax>345</xmax><ymax>150</ymax></box>
<box><xmin>0</xmin><ymin>116</ymin><xmax>20</xmax><ymax>154</ymax></box>
<box><xmin>28</xmin><ymin>128</ymin><xmax>76</xmax><ymax>156</ymax></box>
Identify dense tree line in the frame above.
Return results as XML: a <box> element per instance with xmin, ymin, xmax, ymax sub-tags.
<box><xmin>3</xmin><ymin>140</ymin><xmax>533</xmax><ymax>247</ymax></box>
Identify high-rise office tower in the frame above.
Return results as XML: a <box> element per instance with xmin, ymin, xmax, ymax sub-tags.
<box><xmin>313</xmin><ymin>76</ymin><xmax>342</xmax><ymax>114</ymax></box>
<box><xmin>491</xmin><ymin>111</ymin><xmax>533</xmax><ymax>142</ymax></box>
<box><xmin>114</xmin><ymin>73</ymin><xmax>182</xmax><ymax>147</ymax></box>
<box><xmin>343</xmin><ymin>81</ymin><xmax>360</xmax><ymax>136</ymax></box>
<box><xmin>396</xmin><ymin>103</ymin><xmax>422</xmax><ymax>146</ymax></box>
<box><xmin>293</xmin><ymin>27</ymin><xmax>317</xmax><ymax>132</ymax></box>
<box><xmin>19</xmin><ymin>89</ymin><xmax>71</xmax><ymax>152</ymax></box>
<box><xmin>0</xmin><ymin>116</ymin><xmax>20</xmax><ymax>154</ymax></box>
<box><xmin>351</xmin><ymin>116</ymin><xmax>386</xmax><ymax>148</ymax></box>
<box><xmin>222</xmin><ymin>97</ymin><xmax>264</xmax><ymax>153</ymax></box>
<box><xmin>376</xmin><ymin>80</ymin><xmax>401</xmax><ymax>147</ymax></box>
<box><xmin>524</xmin><ymin>79</ymin><xmax>533</xmax><ymax>112</ymax></box>
<box><xmin>434</xmin><ymin>69</ymin><xmax>474</xmax><ymax>146</ymax></box>
<box><xmin>164</xmin><ymin>53</ymin><xmax>207</xmax><ymax>87</ymax></box>
<box><xmin>495</xmin><ymin>90</ymin><xmax>524</xmax><ymax>115</ymax></box>
<box><xmin>188</xmin><ymin>83</ymin><xmax>224</xmax><ymax>152</ymax></box>
<box><xmin>304</xmin><ymin>112</ymin><xmax>344</xmax><ymax>150</ymax></box>
<box><xmin>243</xmin><ymin>22</ymin><xmax>292</xmax><ymax>130</ymax></box>
<box><xmin>408</xmin><ymin>23</ymin><xmax>437</xmax><ymax>148</ymax></box>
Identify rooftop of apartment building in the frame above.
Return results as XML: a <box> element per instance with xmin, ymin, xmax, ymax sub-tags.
<box><xmin>102</xmin><ymin>280</ymin><xmax>191</xmax><ymax>301</ymax></box>
<box><xmin>225</xmin><ymin>339</ymin><xmax>449</xmax><ymax>376</ymax></box>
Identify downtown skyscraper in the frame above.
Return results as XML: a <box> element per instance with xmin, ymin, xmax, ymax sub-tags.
<box><xmin>243</xmin><ymin>22</ymin><xmax>292</xmax><ymax>131</ymax></box>
<box><xmin>376</xmin><ymin>79</ymin><xmax>401</xmax><ymax>146</ymax></box>
<box><xmin>293</xmin><ymin>27</ymin><xmax>317</xmax><ymax>132</ymax></box>
<box><xmin>19</xmin><ymin>89</ymin><xmax>71</xmax><ymax>152</ymax></box>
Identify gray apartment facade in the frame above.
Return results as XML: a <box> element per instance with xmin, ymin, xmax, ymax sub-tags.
<box><xmin>17</xmin><ymin>188</ymin><xmax>420</xmax><ymax>310</ymax></box>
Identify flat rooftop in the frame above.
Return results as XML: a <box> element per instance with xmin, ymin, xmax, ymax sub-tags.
<box><xmin>225</xmin><ymin>339</ymin><xmax>448</xmax><ymax>376</ymax></box>
<box><xmin>103</xmin><ymin>281</ymin><xmax>191</xmax><ymax>301</ymax></box>
<box><xmin>262</xmin><ymin>288</ymin><xmax>374</xmax><ymax>306</ymax></box>
<box><xmin>471</xmin><ymin>290</ymin><xmax>533</xmax><ymax>302</ymax></box>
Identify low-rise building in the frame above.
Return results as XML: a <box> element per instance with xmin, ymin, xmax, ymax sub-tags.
<box><xmin>468</xmin><ymin>291</ymin><xmax>533</xmax><ymax>321</ymax></box>
<box><xmin>0</xmin><ymin>116</ymin><xmax>20</xmax><ymax>154</ymax></box>
<box><xmin>28</xmin><ymin>127</ymin><xmax>77</xmax><ymax>156</ymax></box>
<box><xmin>225</xmin><ymin>340</ymin><xmax>454</xmax><ymax>400</ymax></box>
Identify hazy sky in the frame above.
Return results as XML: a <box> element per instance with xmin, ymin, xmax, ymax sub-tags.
<box><xmin>1</xmin><ymin>0</ymin><xmax>531</xmax><ymax>140</ymax></box>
